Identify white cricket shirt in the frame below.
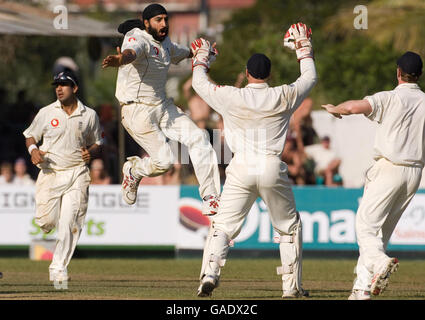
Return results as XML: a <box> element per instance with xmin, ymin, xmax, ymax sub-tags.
<box><xmin>23</xmin><ymin>99</ymin><xmax>103</xmax><ymax>170</ymax></box>
<box><xmin>364</xmin><ymin>83</ymin><xmax>425</xmax><ymax>168</ymax></box>
<box><xmin>115</xmin><ymin>28</ymin><xmax>190</xmax><ymax>106</ymax></box>
<box><xmin>192</xmin><ymin>58</ymin><xmax>318</xmax><ymax>156</ymax></box>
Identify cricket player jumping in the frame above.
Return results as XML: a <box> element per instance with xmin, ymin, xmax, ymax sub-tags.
<box><xmin>191</xmin><ymin>22</ymin><xmax>317</xmax><ymax>298</ymax></box>
<box><xmin>322</xmin><ymin>51</ymin><xmax>425</xmax><ymax>300</ymax></box>
<box><xmin>102</xmin><ymin>4</ymin><xmax>221</xmax><ymax>215</ymax></box>
<box><xmin>24</xmin><ymin>71</ymin><xmax>103</xmax><ymax>284</ymax></box>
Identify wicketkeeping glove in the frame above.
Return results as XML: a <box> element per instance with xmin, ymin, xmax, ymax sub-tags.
<box><xmin>283</xmin><ymin>22</ymin><xmax>313</xmax><ymax>61</ymax></box>
<box><xmin>191</xmin><ymin>38</ymin><xmax>218</xmax><ymax>72</ymax></box>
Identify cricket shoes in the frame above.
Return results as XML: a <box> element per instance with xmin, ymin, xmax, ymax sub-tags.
<box><xmin>202</xmin><ymin>195</ymin><xmax>220</xmax><ymax>216</ymax></box>
<box><xmin>370</xmin><ymin>257</ymin><xmax>399</xmax><ymax>296</ymax></box>
<box><xmin>122</xmin><ymin>159</ymin><xmax>142</xmax><ymax>205</ymax></box>
<box><xmin>282</xmin><ymin>288</ymin><xmax>309</xmax><ymax>298</ymax></box>
<box><xmin>348</xmin><ymin>289</ymin><xmax>371</xmax><ymax>300</ymax></box>
<box><xmin>197</xmin><ymin>275</ymin><xmax>218</xmax><ymax>297</ymax></box>
<box><xmin>49</xmin><ymin>270</ymin><xmax>70</xmax><ymax>282</ymax></box>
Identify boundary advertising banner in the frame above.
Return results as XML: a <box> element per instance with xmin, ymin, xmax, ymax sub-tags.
<box><xmin>177</xmin><ymin>186</ymin><xmax>425</xmax><ymax>251</ymax></box>
<box><xmin>0</xmin><ymin>185</ymin><xmax>179</xmax><ymax>245</ymax></box>
<box><xmin>2</xmin><ymin>185</ymin><xmax>425</xmax><ymax>250</ymax></box>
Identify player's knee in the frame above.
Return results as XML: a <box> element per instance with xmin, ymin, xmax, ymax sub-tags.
<box><xmin>214</xmin><ymin>222</ymin><xmax>240</xmax><ymax>240</ymax></box>
<box><xmin>35</xmin><ymin>208</ymin><xmax>58</xmax><ymax>233</ymax></box>
<box><xmin>35</xmin><ymin>217</ymin><xmax>55</xmax><ymax>234</ymax></box>
<box><xmin>153</xmin><ymin>159</ymin><xmax>173</xmax><ymax>174</ymax></box>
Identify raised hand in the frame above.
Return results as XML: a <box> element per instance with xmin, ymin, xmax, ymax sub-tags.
<box><xmin>81</xmin><ymin>147</ymin><xmax>91</xmax><ymax>164</ymax></box>
<box><xmin>284</xmin><ymin>22</ymin><xmax>313</xmax><ymax>61</ymax></box>
<box><xmin>102</xmin><ymin>47</ymin><xmax>123</xmax><ymax>69</ymax></box>
<box><xmin>191</xmin><ymin>38</ymin><xmax>217</xmax><ymax>72</ymax></box>
<box><xmin>321</xmin><ymin>104</ymin><xmax>342</xmax><ymax>119</ymax></box>
<box><xmin>31</xmin><ymin>149</ymin><xmax>46</xmax><ymax>165</ymax></box>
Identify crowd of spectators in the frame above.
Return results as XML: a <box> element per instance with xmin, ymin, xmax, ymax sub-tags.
<box><xmin>281</xmin><ymin>97</ymin><xmax>343</xmax><ymax>186</ymax></box>
<box><xmin>0</xmin><ymin>158</ymin><xmax>35</xmax><ymax>186</ymax></box>
<box><xmin>1</xmin><ymin>75</ymin><xmax>343</xmax><ymax>188</ymax></box>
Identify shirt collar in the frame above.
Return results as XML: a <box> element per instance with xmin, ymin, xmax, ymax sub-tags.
<box><xmin>54</xmin><ymin>99</ymin><xmax>85</xmax><ymax>116</ymax></box>
<box><xmin>396</xmin><ymin>83</ymin><xmax>420</xmax><ymax>90</ymax></box>
<box><xmin>245</xmin><ymin>82</ymin><xmax>269</xmax><ymax>89</ymax></box>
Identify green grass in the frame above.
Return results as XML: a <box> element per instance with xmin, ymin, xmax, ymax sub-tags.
<box><xmin>0</xmin><ymin>258</ymin><xmax>425</xmax><ymax>300</ymax></box>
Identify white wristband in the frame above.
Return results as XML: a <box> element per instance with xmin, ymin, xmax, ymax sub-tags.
<box><xmin>28</xmin><ymin>144</ymin><xmax>38</xmax><ymax>155</ymax></box>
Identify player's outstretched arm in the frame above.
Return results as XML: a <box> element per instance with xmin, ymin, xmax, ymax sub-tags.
<box><xmin>191</xmin><ymin>38</ymin><xmax>230</xmax><ymax>115</ymax></box>
<box><xmin>321</xmin><ymin>100</ymin><xmax>372</xmax><ymax>118</ymax></box>
<box><xmin>284</xmin><ymin>23</ymin><xmax>318</xmax><ymax>105</ymax></box>
<box><xmin>102</xmin><ymin>47</ymin><xmax>137</xmax><ymax>69</ymax></box>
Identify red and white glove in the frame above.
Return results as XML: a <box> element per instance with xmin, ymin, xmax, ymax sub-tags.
<box><xmin>283</xmin><ymin>22</ymin><xmax>313</xmax><ymax>61</ymax></box>
<box><xmin>191</xmin><ymin>38</ymin><xmax>218</xmax><ymax>72</ymax></box>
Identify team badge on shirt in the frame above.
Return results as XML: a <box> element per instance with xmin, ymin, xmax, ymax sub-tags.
<box><xmin>51</xmin><ymin>119</ymin><xmax>59</xmax><ymax>127</ymax></box>
<box><xmin>153</xmin><ymin>47</ymin><xmax>159</xmax><ymax>56</ymax></box>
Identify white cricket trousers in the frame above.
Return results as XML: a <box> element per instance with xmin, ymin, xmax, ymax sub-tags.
<box><xmin>353</xmin><ymin>158</ymin><xmax>422</xmax><ymax>290</ymax></box>
<box><xmin>212</xmin><ymin>154</ymin><xmax>299</xmax><ymax>239</ymax></box>
<box><xmin>35</xmin><ymin>166</ymin><xmax>90</xmax><ymax>274</ymax></box>
<box><xmin>121</xmin><ymin>100</ymin><xmax>220</xmax><ymax>198</ymax></box>
<box><xmin>201</xmin><ymin>154</ymin><xmax>303</xmax><ymax>293</ymax></box>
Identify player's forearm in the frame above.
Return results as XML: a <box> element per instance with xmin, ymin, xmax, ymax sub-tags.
<box><xmin>120</xmin><ymin>49</ymin><xmax>137</xmax><ymax>65</ymax></box>
<box><xmin>332</xmin><ymin>100</ymin><xmax>371</xmax><ymax>115</ymax></box>
<box><xmin>87</xmin><ymin>143</ymin><xmax>101</xmax><ymax>158</ymax></box>
<box><xmin>25</xmin><ymin>137</ymin><xmax>37</xmax><ymax>149</ymax></box>
<box><xmin>192</xmin><ymin>67</ymin><xmax>213</xmax><ymax>104</ymax></box>
<box><xmin>289</xmin><ymin>58</ymin><xmax>318</xmax><ymax>107</ymax></box>
<box><xmin>192</xmin><ymin>67</ymin><xmax>224</xmax><ymax>114</ymax></box>
<box><xmin>331</xmin><ymin>101</ymin><xmax>357</xmax><ymax>115</ymax></box>
<box><xmin>298</xmin><ymin>58</ymin><xmax>318</xmax><ymax>95</ymax></box>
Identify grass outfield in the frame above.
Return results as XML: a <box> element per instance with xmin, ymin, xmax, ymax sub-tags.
<box><xmin>0</xmin><ymin>257</ymin><xmax>425</xmax><ymax>300</ymax></box>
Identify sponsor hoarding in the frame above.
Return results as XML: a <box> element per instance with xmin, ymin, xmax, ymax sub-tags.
<box><xmin>177</xmin><ymin>186</ymin><xmax>425</xmax><ymax>251</ymax></box>
<box><xmin>0</xmin><ymin>185</ymin><xmax>178</xmax><ymax>245</ymax></box>
<box><xmin>1</xmin><ymin>185</ymin><xmax>425</xmax><ymax>251</ymax></box>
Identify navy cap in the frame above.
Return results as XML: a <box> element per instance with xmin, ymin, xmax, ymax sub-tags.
<box><xmin>397</xmin><ymin>51</ymin><xmax>423</xmax><ymax>77</ymax></box>
<box><xmin>247</xmin><ymin>53</ymin><xmax>271</xmax><ymax>80</ymax></box>
<box><xmin>51</xmin><ymin>71</ymin><xmax>78</xmax><ymax>87</ymax></box>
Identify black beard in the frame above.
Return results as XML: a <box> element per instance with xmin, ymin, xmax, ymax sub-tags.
<box><xmin>147</xmin><ymin>25</ymin><xmax>168</xmax><ymax>42</ymax></box>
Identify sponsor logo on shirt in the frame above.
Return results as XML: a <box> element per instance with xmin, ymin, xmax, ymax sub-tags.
<box><xmin>128</xmin><ymin>37</ymin><xmax>136</xmax><ymax>42</ymax></box>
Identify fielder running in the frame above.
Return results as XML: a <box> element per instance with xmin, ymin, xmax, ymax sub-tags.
<box><xmin>191</xmin><ymin>22</ymin><xmax>318</xmax><ymax>298</ymax></box>
<box><xmin>322</xmin><ymin>51</ymin><xmax>425</xmax><ymax>300</ymax></box>
<box><xmin>102</xmin><ymin>3</ymin><xmax>221</xmax><ymax>214</ymax></box>
<box><xmin>23</xmin><ymin>71</ymin><xmax>103</xmax><ymax>284</ymax></box>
